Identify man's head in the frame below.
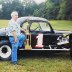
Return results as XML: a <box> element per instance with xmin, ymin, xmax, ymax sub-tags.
<box><xmin>11</xmin><ymin>11</ymin><xmax>18</xmax><ymax>21</ymax></box>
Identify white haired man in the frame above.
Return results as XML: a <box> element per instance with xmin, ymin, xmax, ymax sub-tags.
<box><xmin>7</xmin><ymin>11</ymin><xmax>26</xmax><ymax>64</ymax></box>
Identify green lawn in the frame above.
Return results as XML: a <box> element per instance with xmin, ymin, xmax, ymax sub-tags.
<box><xmin>0</xmin><ymin>52</ymin><xmax>72</xmax><ymax>72</ymax></box>
<box><xmin>0</xmin><ymin>20</ymin><xmax>9</xmax><ymax>28</ymax></box>
<box><xmin>0</xmin><ymin>20</ymin><xmax>72</xmax><ymax>72</ymax></box>
<box><xmin>49</xmin><ymin>20</ymin><xmax>72</xmax><ymax>31</ymax></box>
<box><xmin>0</xmin><ymin>20</ymin><xmax>72</xmax><ymax>31</ymax></box>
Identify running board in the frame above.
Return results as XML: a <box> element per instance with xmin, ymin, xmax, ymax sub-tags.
<box><xmin>19</xmin><ymin>48</ymin><xmax>70</xmax><ymax>51</ymax></box>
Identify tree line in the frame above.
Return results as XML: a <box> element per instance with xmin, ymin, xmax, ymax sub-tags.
<box><xmin>0</xmin><ymin>0</ymin><xmax>72</xmax><ymax>20</ymax></box>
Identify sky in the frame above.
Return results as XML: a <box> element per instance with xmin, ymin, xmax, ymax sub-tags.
<box><xmin>0</xmin><ymin>5</ymin><xmax>2</xmax><ymax>10</ymax></box>
<box><xmin>34</xmin><ymin>0</ymin><xmax>46</xmax><ymax>4</ymax></box>
<box><xmin>21</xmin><ymin>0</ymin><xmax>46</xmax><ymax>4</ymax></box>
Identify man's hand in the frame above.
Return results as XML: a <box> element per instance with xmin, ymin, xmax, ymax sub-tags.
<box><xmin>12</xmin><ymin>31</ymin><xmax>18</xmax><ymax>43</ymax></box>
<box><xmin>20</xmin><ymin>28</ymin><xmax>26</xmax><ymax>34</ymax></box>
<box><xmin>14</xmin><ymin>37</ymin><xmax>18</xmax><ymax>43</ymax></box>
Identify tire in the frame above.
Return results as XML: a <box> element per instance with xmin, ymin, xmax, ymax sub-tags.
<box><xmin>69</xmin><ymin>34</ymin><xmax>72</xmax><ymax>58</ymax></box>
<box><xmin>0</xmin><ymin>45</ymin><xmax>11</xmax><ymax>60</ymax></box>
<box><xmin>70</xmin><ymin>47</ymin><xmax>72</xmax><ymax>58</ymax></box>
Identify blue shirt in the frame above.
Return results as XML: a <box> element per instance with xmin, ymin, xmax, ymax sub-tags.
<box><xmin>7</xmin><ymin>19</ymin><xmax>20</xmax><ymax>36</ymax></box>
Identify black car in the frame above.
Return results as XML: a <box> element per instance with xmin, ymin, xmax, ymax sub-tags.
<box><xmin>0</xmin><ymin>16</ymin><xmax>72</xmax><ymax>60</ymax></box>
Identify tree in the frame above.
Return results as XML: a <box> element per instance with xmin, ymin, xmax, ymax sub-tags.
<box><xmin>33</xmin><ymin>0</ymin><xmax>61</xmax><ymax>19</ymax></box>
<box><xmin>0</xmin><ymin>0</ymin><xmax>72</xmax><ymax>20</ymax></box>
<box><xmin>57</xmin><ymin>0</ymin><xmax>72</xmax><ymax>20</ymax></box>
<box><xmin>0</xmin><ymin>0</ymin><xmax>24</xmax><ymax>19</ymax></box>
<box><xmin>21</xmin><ymin>0</ymin><xmax>38</xmax><ymax>16</ymax></box>
<box><xmin>57</xmin><ymin>0</ymin><xmax>67</xmax><ymax>20</ymax></box>
<box><xmin>65</xmin><ymin>0</ymin><xmax>72</xmax><ymax>20</ymax></box>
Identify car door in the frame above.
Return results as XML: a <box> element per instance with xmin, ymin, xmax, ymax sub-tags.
<box><xmin>30</xmin><ymin>21</ymin><xmax>59</xmax><ymax>49</ymax></box>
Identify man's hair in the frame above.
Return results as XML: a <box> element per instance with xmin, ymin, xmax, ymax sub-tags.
<box><xmin>11</xmin><ymin>11</ymin><xmax>18</xmax><ymax>17</ymax></box>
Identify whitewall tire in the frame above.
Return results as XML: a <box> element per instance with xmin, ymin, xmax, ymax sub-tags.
<box><xmin>0</xmin><ymin>45</ymin><xmax>11</xmax><ymax>60</ymax></box>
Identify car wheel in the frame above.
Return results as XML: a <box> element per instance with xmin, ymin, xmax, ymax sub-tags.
<box><xmin>0</xmin><ymin>45</ymin><xmax>11</xmax><ymax>60</ymax></box>
<box><xmin>70</xmin><ymin>47</ymin><xmax>72</xmax><ymax>58</ymax></box>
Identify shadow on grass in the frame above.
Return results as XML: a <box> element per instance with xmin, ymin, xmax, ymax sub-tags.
<box><xmin>18</xmin><ymin>50</ymin><xmax>71</xmax><ymax>60</ymax></box>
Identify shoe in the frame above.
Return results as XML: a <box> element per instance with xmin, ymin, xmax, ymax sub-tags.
<box><xmin>12</xmin><ymin>61</ymin><xmax>17</xmax><ymax>65</ymax></box>
<box><xmin>19</xmin><ymin>47</ymin><xmax>22</xmax><ymax>49</ymax></box>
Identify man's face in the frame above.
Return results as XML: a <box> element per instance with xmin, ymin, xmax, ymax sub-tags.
<box><xmin>12</xmin><ymin>14</ymin><xmax>18</xmax><ymax>21</ymax></box>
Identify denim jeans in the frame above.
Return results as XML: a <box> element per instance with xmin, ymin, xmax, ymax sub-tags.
<box><xmin>9</xmin><ymin>33</ymin><xmax>26</xmax><ymax>62</ymax></box>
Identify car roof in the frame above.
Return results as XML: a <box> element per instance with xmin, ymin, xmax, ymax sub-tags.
<box><xmin>17</xmin><ymin>16</ymin><xmax>48</xmax><ymax>25</ymax></box>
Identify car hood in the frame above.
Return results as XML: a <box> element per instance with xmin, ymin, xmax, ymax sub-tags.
<box><xmin>0</xmin><ymin>28</ymin><xmax>7</xmax><ymax>36</ymax></box>
<box><xmin>54</xmin><ymin>30</ymin><xmax>72</xmax><ymax>34</ymax></box>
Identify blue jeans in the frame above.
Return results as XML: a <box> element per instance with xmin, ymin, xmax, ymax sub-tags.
<box><xmin>9</xmin><ymin>33</ymin><xmax>26</xmax><ymax>62</ymax></box>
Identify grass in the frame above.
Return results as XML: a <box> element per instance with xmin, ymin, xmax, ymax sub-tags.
<box><xmin>0</xmin><ymin>20</ymin><xmax>72</xmax><ymax>31</ymax></box>
<box><xmin>49</xmin><ymin>20</ymin><xmax>72</xmax><ymax>31</ymax></box>
<box><xmin>0</xmin><ymin>20</ymin><xmax>72</xmax><ymax>72</ymax></box>
<box><xmin>0</xmin><ymin>20</ymin><xmax>9</xmax><ymax>28</ymax></box>
<box><xmin>0</xmin><ymin>52</ymin><xmax>72</xmax><ymax>72</ymax></box>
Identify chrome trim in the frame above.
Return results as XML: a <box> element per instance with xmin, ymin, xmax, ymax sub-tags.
<box><xmin>19</xmin><ymin>48</ymin><xmax>70</xmax><ymax>51</ymax></box>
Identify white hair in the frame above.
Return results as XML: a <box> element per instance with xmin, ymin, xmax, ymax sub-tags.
<box><xmin>11</xmin><ymin>11</ymin><xmax>18</xmax><ymax>17</ymax></box>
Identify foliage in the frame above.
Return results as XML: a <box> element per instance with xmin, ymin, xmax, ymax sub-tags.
<box><xmin>57</xmin><ymin>0</ymin><xmax>72</xmax><ymax>20</ymax></box>
<box><xmin>0</xmin><ymin>0</ymin><xmax>72</xmax><ymax>20</ymax></box>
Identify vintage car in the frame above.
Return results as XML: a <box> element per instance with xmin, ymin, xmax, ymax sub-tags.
<box><xmin>0</xmin><ymin>16</ymin><xmax>72</xmax><ymax>60</ymax></box>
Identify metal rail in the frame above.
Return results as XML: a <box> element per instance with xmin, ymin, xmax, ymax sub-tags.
<box><xmin>19</xmin><ymin>48</ymin><xmax>70</xmax><ymax>51</ymax></box>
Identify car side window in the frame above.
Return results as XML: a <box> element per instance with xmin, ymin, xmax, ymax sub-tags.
<box><xmin>30</xmin><ymin>22</ymin><xmax>41</xmax><ymax>31</ymax></box>
<box><xmin>39</xmin><ymin>22</ymin><xmax>51</xmax><ymax>31</ymax></box>
<box><xmin>22</xmin><ymin>22</ymin><xmax>29</xmax><ymax>33</ymax></box>
<box><xmin>30</xmin><ymin>22</ymin><xmax>51</xmax><ymax>32</ymax></box>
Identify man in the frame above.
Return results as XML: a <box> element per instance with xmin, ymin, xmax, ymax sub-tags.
<box><xmin>7</xmin><ymin>11</ymin><xmax>26</xmax><ymax>64</ymax></box>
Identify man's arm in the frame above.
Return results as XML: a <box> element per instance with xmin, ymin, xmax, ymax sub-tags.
<box><xmin>20</xmin><ymin>28</ymin><xmax>26</xmax><ymax>32</ymax></box>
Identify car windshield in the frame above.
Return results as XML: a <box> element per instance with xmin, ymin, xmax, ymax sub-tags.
<box><xmin>30</xmin><ymin>22</ymin><xmax>51</xmax><ymax>31</ymax></box>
